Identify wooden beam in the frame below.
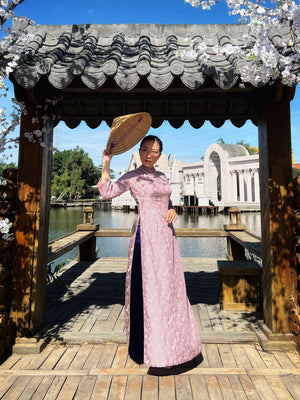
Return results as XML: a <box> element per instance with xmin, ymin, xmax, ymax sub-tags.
<box><xmin>10</xmin><ymin>112</ymin><xmax>53</xmax><ymax>335</ymax></box>
<box><xmin>95</xmin><ymin>228</ymin><xmax>228</xmax><ymax>237</ymax></box>
<box><xmin>258</xmin><ymin>86</ymin><xmax>297</xmax><ymax>333</ymax></box>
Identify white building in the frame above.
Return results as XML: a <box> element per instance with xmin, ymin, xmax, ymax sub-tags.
<box><xmin>112</xmin><ymin>143</ymin><xmax>260</xmax><ymax>210</ymax></box>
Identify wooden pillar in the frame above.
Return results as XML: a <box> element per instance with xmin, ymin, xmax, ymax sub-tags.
<box><xmin>258</xmin><ymin>86</ymin><xmax>297</xmax><ymax>334</ymax></box>
<box><xmin>10</xmin><ymin>111</ymin><xmax>53</xmax><ymax>336</ymax></box>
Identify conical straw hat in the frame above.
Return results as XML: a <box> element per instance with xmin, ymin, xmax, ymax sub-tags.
<box><xmin>106</xmin><ymin>112</ymin><xmax>152</xmax><ymax>155</ymax></box>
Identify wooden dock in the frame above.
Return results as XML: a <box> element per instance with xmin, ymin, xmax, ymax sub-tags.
<box><xmin>1</xmin><ymin>257</ymin><xmax>299</xmax><ymax>399</ymax></box>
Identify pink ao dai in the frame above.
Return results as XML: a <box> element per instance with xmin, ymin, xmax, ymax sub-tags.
<box><xmin>97</xmin><ymin>165</ymin><xmax>202</xmax><ymax>367</ymax></box>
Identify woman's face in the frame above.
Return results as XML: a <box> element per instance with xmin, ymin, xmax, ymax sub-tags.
<box><xmin>139</xmin><ymin>140</ymin><xmax>161</xmax><ymax>169</ymax></box>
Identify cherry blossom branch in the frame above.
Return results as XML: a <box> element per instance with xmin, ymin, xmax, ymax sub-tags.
<box><xmin>0</xmin><ymin>0</ymin><xmax>35</xmax><ymax>163</ymax></box>
<box><xmin>184</xmin><ymin>0</ymin><xmax>300</xmax><ymax>86</ymax></box>
<box><xmin>0</xmin><ymin>0</ymin><xmax>25</xmax><ymax>27</ymax></box>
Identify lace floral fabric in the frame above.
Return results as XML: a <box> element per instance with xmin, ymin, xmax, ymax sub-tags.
<box><xmin>97</xmin><ymin>166</ymin><xmax>202</xmax><ymax>367</ymax></box>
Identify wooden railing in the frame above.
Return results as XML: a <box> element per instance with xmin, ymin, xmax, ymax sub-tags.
<box><xmin>48</xmin><ymin>230</ymin><xmax>95</xmax><ymax>262</ymax></box>
<box><xmin>228</xmin><ymin>230</ymin><xmax>262</xmax><ymax>259</ymax></box>
<box><xmin>48</xmin><ymin>207</ymin><xmax>262</xmax><ymax>263</ymax></box>
<box><xmin>94</xmin><ymin>228</ymin><xmax>228</xmax><ymax>237</ymax></box>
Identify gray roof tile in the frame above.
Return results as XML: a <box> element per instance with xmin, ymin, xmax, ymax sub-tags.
<box><xmin>6</xmin><ymin>23</ymin><xmax>296</xmax><ymax>91</ymax></box>
<box><xmin>4</xmin><ymin>23</ymin><xmax>297</xmax><ymax>129</ymax></box>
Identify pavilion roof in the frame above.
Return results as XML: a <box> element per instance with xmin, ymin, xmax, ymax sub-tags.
<box><xmin>9</xmin><ymin>23</ymin><xmax>289</xmax><ymax>91</ymax></box>
<box><xmin>4</xmin><ymin>23</ymin><xmax>296</xmax><ymax>129</ymax></box>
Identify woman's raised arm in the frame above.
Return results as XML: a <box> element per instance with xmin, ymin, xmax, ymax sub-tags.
<box><xmin>100</xmin><ymin>149</ymin><xmax>113</xmax><ymax>183</ymax></box>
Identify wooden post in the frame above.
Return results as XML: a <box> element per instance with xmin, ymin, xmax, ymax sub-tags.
<box><xmin>226</xmin><ymin>238</ymin><xmax>246</xmax><ymax>261</ymax></box>
<box><xmin>77</xmin><ymin>207</ymin><xmax>99</xmax><ymax>261</ymax></box>
<box><xmin>224</xmin><ymin>207</ymin><xmax>246</xmax><ymax>260</ymax></box>
<box><xmin>78</xmin><ymin>237</ymin><xmax>97</xmax><ymax>261</ymax></box>
<box><xmin>10</xmin><ymin>111</ymin><xmax>53</xmax><ymax>336</ymax></box>
<box><xmin>258</xmin><ymin>86</ymin><xmax>297</xmax><ymax>334</ymax></box>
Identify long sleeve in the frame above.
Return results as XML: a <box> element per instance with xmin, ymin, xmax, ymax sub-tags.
<box><xmin>97</xmin><ymin>173</ymin><xmax>131</xmax><ymax>200</ymax></box>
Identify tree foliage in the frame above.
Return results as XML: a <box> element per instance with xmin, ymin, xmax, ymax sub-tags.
<box><xmin>51</xmin><ymin>146</ymin><xmax>101</xmax><ymax>200</ymax></box>
<box><xmin>292</xmin><ymin>167</ymin><xmax>300</xmax><ymax>178</ymax></box>
<box><xmin>0</xmin><ymin>161</ymin><xmax>16</xmax><ymax>176</ymax></box>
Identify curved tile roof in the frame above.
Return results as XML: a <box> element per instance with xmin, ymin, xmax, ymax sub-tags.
<box><xmin>4</xmin><ymin>24</ymin><xmax>295</xmax><ymax>130</ymax></box>
<box><xmin>8</xmin><ymin>23</ymin><xmax>292</xmax><ymax>91</ymax></box>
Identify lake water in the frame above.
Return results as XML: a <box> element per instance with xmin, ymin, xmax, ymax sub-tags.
<box><xmin>48</xmin><ymin>207</ymin><xmax>261</xmax><ymax>267</ymax></box>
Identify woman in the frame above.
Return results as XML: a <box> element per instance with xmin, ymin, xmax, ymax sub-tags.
<box><xmin>98</xmin><ymin>135</ymin><xmax>202</xmax><ymax>368</ymax></box>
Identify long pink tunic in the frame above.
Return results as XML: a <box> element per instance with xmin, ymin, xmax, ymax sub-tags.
<box><xmin>97</xmin><ymin>165</ymin><xmax>202</xmax><ymax>367</ymax></box>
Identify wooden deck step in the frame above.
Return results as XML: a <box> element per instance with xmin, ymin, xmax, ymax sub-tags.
<box><xmin>1</xmin><ymin>343</ymin><xmax>300</xmax><ymax>400</ymax></box>
<box><xmin>1</xmin><ymin>366</ymin><xmax>300</xmax><ymax>377</ymax></box>
<box><xmin>60</xmin><ymin>331</ymin><xmax>258</xmax><ymax>345</ymax></box>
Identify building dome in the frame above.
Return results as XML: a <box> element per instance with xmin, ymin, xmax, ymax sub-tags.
<box><xmin>217</xmin><ymin>144</ymin><xmax>249</xmax><ymax>158</ymax></box>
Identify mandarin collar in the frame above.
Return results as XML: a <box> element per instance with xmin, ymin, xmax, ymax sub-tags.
<box><xmin>139</xmin><ymin>165</ymin><xmax>156</xmax><ymax>174</ymax></box>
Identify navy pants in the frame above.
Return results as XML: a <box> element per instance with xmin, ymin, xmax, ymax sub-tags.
<box><xmin>128</xmin><ymin>225</ymin><xmax>144</xmax><ymax>364</ymax></box>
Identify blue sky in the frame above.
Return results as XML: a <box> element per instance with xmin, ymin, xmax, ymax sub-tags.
<box><xmin>5</xmin><ymin>0</ymin><xmax>300</xmax><ymax>174</ymax></box>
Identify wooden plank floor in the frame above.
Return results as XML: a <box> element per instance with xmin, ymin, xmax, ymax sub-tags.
<box><xmin>1</xmin><ymin>343</ymin><xmax>299</xmax><ymax>399</ymax></box>
<box><xmin>1</xmin><ymin>257</ymin><xmax>300</xmax><ymax>399</ymax></box>
<box><xmin>42</xmin><ymin>257</ymin><xmax>261</xmax><ymax>344</ymax></box>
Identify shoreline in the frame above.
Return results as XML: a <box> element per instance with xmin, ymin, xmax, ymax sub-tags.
<box><xmin>50</xmin><ymin>200</ymin><xmax>260</xmax><ymax>213</ymax></box>
<box><xmin>50</xmin><ymin>199</ymin><xmax>110</xmax><ymax>208</ymax></box>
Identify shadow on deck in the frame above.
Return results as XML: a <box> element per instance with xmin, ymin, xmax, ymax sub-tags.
<box><xmin>40</xmin><ymin>257</ymin><xmax>262</xmax><ymax>345</ymax></box>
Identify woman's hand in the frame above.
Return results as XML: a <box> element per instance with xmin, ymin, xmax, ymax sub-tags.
<box><xmin>102</xmin><ymin>149</ymin><xmax>113</xmax><ymax>164</ymax></box>
<box><xmin>166</xmin><ymin>208</ymin><xmax>177</xmax><ymax>224</ymax></box>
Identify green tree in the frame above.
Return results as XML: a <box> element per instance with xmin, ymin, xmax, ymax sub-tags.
<box><xmin>51</xmin><ymin>146</ymin><xmax>101</xmax><ymax>200</ymax></box>
<box><xmin>217</xmin><ymin>138</ymin><xmax>225</xmax><ymax>144</ymax></box>
<box><xmin>0</xmin><ymin>162</ymin><xmax>17</xmax><ymax>176</ymax></box>
<box><xmin>292</xmin><ymin>168</ymin><xmax>300</xmax><ymax>178</ymax></box>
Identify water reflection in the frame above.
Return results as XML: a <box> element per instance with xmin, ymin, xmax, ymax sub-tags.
<box><xmin>49</xmin><ymin>207</ymin><xmax>261</xmax><ymax>265</ymax></box>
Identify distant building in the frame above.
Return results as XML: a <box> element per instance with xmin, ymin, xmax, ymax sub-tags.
<box><xmin>112</xmin><ymin>143</ymin><xmax>260</xmax><ymax>210</ymax></box>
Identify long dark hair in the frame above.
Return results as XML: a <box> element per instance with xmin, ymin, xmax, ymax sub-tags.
<box><xmin>140</xmin><ymin>135</ymin><xmax>163</xmax><ymax>153</ymax></box>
